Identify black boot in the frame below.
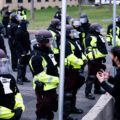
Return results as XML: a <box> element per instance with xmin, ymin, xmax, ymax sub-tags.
<box><xmin>85</xmin><ymin>75</ymin><xmax>96</xmax><ymax>100</ymax></box>
<box><xmin>86</xmin><ymin>93</ymin><xmax>95</xmax><ymax>100</ymax></box>
<box><xmin>71</xmin><ymin>92</ymin><xmax>83</xmax><ymax>114</ymax></box>
<box><xmin>17</xmin><ymin>78</ymin><xmax>23</xmax><ymax>85</ymax></box>
<box><xmin>63</xmin><ymin>92</ymin><xmax>73</xmax><ymax>120</ymax></box>
<box><xmin>71</xmin><ymin>107</ymin><xmax>83</xmax><ymax>114</ymax></box>
<box><xmin>64</xmin><ymin>115</ymin><xmax>78</xmax><ymax>120</ymax></box>
<box><xmin>23</xmin><ymin>77</ymin><xmax>31</xmax><ymax>82</ymax></box>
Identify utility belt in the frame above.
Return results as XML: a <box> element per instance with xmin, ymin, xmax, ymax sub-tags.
<box><xmin>65</xmin><ymin>65</ymin><xmax>84</xmax><ymax>77</ymax></box>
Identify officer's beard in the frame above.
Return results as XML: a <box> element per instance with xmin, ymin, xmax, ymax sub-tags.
<box><xmin>38</xmin><ymin>43</ymin><xmax>51</xmax><ymax>51</ymax></box>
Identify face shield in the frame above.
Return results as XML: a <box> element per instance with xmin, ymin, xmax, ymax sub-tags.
<box><xmin>95</xmin><ymin>25</ymin><xmax>105</xmax><ymax>33</ymax></box>
<box><xmin>69</xmin><ymin>29</ymin><xmax>80</xmax><ymax>39</ymax></box>
<box><xmin>50</xmin><ymin>37</ymin><xmax>57</xmax><ymax>49</ymax></box>
<box><xmin>0</xmin><ymin>58</ymin><xmax>12</xmax><ymax>74</ymax></box>
<box><xmin>80</xmin><ymin>18</ymin><xmax>88</xmax><ymax>24</ymax></box>
<box><xmin>73</xmin><ymin>21</ymin><xmax>81</xmax><ymax>27</ymax></box>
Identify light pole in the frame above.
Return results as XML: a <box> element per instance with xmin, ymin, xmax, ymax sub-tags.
<box><xmin>31</xmin><ymin>0</ymin><xmax>34</xmax><ymax>20</ymax></box>
<box><xmin>58</xmin><ymin>0</ymin><xmax>67</xmax><ymax>120</ymax></box>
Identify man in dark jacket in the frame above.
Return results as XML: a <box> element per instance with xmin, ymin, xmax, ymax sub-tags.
<box><xmin>1</xmin><ymin>5</ymin><xmax>11</xmax><ymax>38</ymax></box>
<box><xmin>97</xmin><ymin>46</ymin><xmax>120</xmax><ymax>120</ymax></box>
<box><xmin>15</xmin><ymin>20</ymin><xmax>31</xmax><ymax>85</ymax></box>
<box><xmin>8</xmin><ymin>13</ymin><xmax>20</xmax><ymax>71</ymax></box>
<box><xmin>54</xmin><ymin>6</ymin><xmax>62</xmax><ymax>21</ymax></box>
<box><xmin>0</xmin><ymin>23</ymin><xmax>6</xmax><ymax>53</ymax></box>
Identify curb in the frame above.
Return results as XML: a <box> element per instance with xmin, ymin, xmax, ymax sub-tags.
<box><xmin>81</xmin><ymin>93</ymin><xmax>114</xmax><ymax>120</ymax></box>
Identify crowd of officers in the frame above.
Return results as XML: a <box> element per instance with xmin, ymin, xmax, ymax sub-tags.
<box><xmin>0</xmin><ymin>5</ymin><xmax>120</xmax><ymax>120</ymax></box>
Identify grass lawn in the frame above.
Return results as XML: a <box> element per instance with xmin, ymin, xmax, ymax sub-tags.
<box><xmin>0</xmin><ymin>5</ymin><xmax>120</xmax><ymax>31</ymax></box>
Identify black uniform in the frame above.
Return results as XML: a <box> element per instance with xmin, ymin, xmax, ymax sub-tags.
<box><xmin>101</xmin><ymin>67</ymin><xmax>120</xmax><ymax>120</ymax></box>
<box><xmin>8</xmin><ymin>23</ymin><xmax>19</xmax><ymax>70</ymax></box>
<box><xmin>30</xmin><ymin>45</ymin><xmax>59</xmax><ymax>119</ymax></box>
<box><xmin>73</xmin><ymin>26</ymin><xmax>85</xmax><ymax>52</ymax></box>
<box><xmin>54</xmin><ymin>11</ymin><xmax>61</xmax><ymax>21</ymax></box>
<box><xmin>48</xmin><ymin>25</ymin><xmax>60</xmax><ymax>64</ymax></box>
<box><xmin>85</xmin><ymin>31</ymin><xmax>107</xmax><ymax>98</ymax></box>
<box><xmin>15</xmin><ymin>26</ymin><xmax>31</xmax><ymax>84</ymax></box>
<box><xmin>0</xmin><ymin>32</ymin><xmax>6</xmax><ymax>54</ymax></box>
<box><xmin>1</xmin><ymin>9</ymin><xmax>11</xmax><ymax>37</ymax></box>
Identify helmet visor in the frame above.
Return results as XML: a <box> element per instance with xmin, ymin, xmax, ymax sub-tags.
<box><xmin>50</xmin><ymin>37</ymin><xmax>57</xmax><ymax>48</ymax></box>
<box><xmin>96</xmin><ymin>25</ymin><xmax>104</xmax><ymax>33</ymax></box>
<box><xmin>0</xmin><ymin>58</ymin><xmax>12</xmax><ymax>74</ymax></box>
<box><xmin>70</xmin><ymin>29</ymin><xmax>80</xmax><ymax>39</ymax></box>
<box><xmin>73</xmin><ymin>21</ymin><xmax>81</xmax><ymax>26</ymax></box>
<box><xmin>80</xmin><ymin>18</ymin><xmax>88</xmax><ymax>24</ymax></box>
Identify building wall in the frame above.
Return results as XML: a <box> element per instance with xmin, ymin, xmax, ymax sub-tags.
<box><xmin>0</xmin><ymin>0</ymin><xmax>78</xmax><ymax>10</ymax></box>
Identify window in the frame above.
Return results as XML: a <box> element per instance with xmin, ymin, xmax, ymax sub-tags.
<box><xmin>18</xmin><ymin>0</ymin><xmax>23</xmax><ymax>3</ymax></box>
<box><xmin>37</xmin><ymin>0</ymin><xmax>41</xmax><ymax>2</ymax></box>
<box><xmin>45</xmin><ymin>0</ymin><xmax>49</xmax><ymax>2</ymax></box>
<box><xmin>6</xmin><ymin>0</ymin><xmax>12</xmax><ymax>3</ymax></box>
<box><xmin>28</xmin><ymin>0</ymin><xmax>31</xmax><ymax>2</ymax></box>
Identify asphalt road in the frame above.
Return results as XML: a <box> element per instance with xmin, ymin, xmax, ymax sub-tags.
<box><xmin>4</xmin><ymin>34</ymin><xmax>114</xmax><ymax>120</ymax></box>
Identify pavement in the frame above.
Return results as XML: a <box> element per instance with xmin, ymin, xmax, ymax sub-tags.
<box><xmin>4</xmin><ymin>34</ymin><xmax>114</xmax><ymax>120</ymax></box>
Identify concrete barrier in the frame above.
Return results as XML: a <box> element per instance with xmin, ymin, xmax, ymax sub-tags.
<box><xmin>81</xmin><ymin>93</ymin><xmax>114</xmax><ymax>120</ymax></box>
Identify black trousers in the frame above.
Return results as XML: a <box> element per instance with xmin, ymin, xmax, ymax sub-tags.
<box><xmin>17</xmin><ymin>54</ymin><xmax>30</xmax><ymax>80</ymax></box>
<box><xmin>85</xmin><ymin>58</ymin><xmax>106</xmax><ymax>95</ymax></box>
<box><xmin>35</xmin><ymin>89</ymin><xmax>58</xmax><ymax>119</ymax></box>
<box><xmin>2</xmin><ymin>18</ymin><xmax>9</xmax><ymax>37</ymax></box>
<box><xmin>8</xmin><ymin>39</ymin><xmax>18</xmax><ymax>69</ymax></box>
<box><xmin>64</xmin><ymin>69</ymin><xmax>85</xmax><ymax>118</ymax></box>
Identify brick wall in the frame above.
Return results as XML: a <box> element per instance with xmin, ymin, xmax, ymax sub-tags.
<box><xmin>0</xmin><ymin>0</ymin><xmax>78</xmax><ymax>10</ymax></box>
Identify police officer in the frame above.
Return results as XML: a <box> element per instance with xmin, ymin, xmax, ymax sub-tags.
<box><xmin>15</xmin><ymin>20</ymin><xmax>31</xmax><ymax>85</ymax></box>
<box><xmin>85</xmin><ymin>23</ymin><xmax>107</xmax><ymax>100</ymax></box>
<box><xmin>66</xmin><ymin>15</ymin><xmax>73</xmax><ymax>25</ymax></box>
<box><xmin>80</xmin><ymin>13</ymin><xmax>90</xmax><ymax>34</ymax></box>
<box><xmin>0</xmin><ymin>23</ymin><xmax>7</xmax><ymax>53</ymax></box>
<box><xmin>72</xmin><ymin>19</ymin><xmax>85</xmax><ymax>51</ymax></box>
<box><xmin>48</xmin><ymin>18</ymin><xmax>61</xmax><ymax>64</ymax></box>
<box><xmin>1</xmin><ymin>5</ymin><xmax>11</xmax><ymax>38</ymax></box>
<box><xmin>106</xmin><ymin>16</ymin><xmax>120</xmax><ymax>46</ymax></box>
<box><xmin>64</xmin><ymin>25</ymin><xmax>86</xmax><ymax>120</ymax></box>
<box><xmin>80</xmin><ymin>14</ymin><xmax>90</xmax><ymax>51</ymax></box>
<box><xmin>8</xmin><ymin>13</ymin><xmax>20</xmax><ymax>71</ymax></box>
<box><xmin>0</xmin><ymin>49</ymin><xmax>25</xmax><ymax>120</ymax></box>
<box><xmin>54</xmin><ymin>6</ymin><xmax>62</xmax><ymax>21</ymax></box>
<box><xmin>29</xmin><ymin>30</ymin><xmax>59</xmax><ymax>120</ymax></box>
<box><xmin>16</xmin><ymin>4</ymin><xmax>27</xmax><ymax>20</ymax></box>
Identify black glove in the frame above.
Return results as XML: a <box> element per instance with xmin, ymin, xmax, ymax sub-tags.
<box><xmin>102</xmin><ymin>58</ymin><xmax>106</xmax><ymax>63</ymax></box>
<box><xmin>35</xmin><ymin>81</ymin><xmax>44</xmax><ymax>93</ymax></box>
<box><xmin>12</xmin><ymin>107</ymin><xmax>22</xmax><ymax>120</ymax></box>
